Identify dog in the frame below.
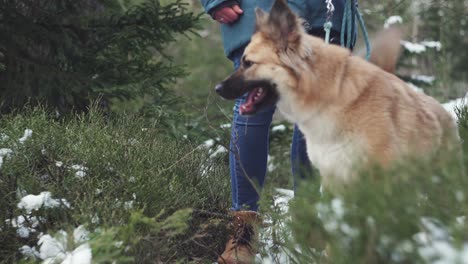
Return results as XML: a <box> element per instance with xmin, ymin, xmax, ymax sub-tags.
<box><xmin>215</xmin><ymin>0</ymin><xmax>459</xmax><ymax>188</ymax></box>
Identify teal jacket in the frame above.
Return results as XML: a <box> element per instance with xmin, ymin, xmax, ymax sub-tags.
<box><xmin>201</xmin><ymin>0</ymin><xmax>346</xmax><ymax>58</ymax></box>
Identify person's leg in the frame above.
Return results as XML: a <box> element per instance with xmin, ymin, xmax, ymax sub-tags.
<box><xmin>291</xmin><ymin>125</ymin><xmax>313</xmax><ymax>192</ymax></box>
<box><xmin>228</xmin><ymin>47</ymin><xmax>275</xmax><ymax>211</ymax></box>
<box><xmin>230</xmin><ymin>101</ymin><xmax>275</xmax><ymax>211</ymax></box>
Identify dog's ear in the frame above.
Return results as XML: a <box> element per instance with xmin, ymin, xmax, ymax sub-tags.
<box><xmin>255</xmin><ymin>8</ymin><xmax>268</xmax><ymax>29</ymax></box>
<box><xmin>257</xmin><ymin>0</ymin><xmax>301</xmax><ymax>50</ymax></box>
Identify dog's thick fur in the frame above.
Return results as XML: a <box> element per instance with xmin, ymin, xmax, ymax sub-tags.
<box><xmin>215</xmin><ymin>0</ymin><xmax>459</xmax><ymax>188</ymax></box>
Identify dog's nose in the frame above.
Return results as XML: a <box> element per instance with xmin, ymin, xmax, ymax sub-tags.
<box><xmin>215</xmin><ymin>83</ymin><xmax>223</xmax><ymax>95</ymax></box>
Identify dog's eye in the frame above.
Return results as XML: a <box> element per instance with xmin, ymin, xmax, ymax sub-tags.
<box><xmin>242</xmin><ymin>56</ymin><xmax>255</xmax><ymax>69</ymax></box>
<box><xmin>243</xmin><ymin>60</ymin><xmax>254</xmax><ymax>68</ymax></box>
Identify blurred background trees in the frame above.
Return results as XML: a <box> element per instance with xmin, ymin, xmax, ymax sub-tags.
<box><xmin>0</xmin><ymin>0</ymin><xmax>198</xmax><ymax>114</ymax></box>
<box><xmin>362</xmin><ymin>0</ymin><xmax>468</xmax><ymax>99</ymax></box>
<box><xmin>0</xmin><ymin>0</ymin><xmax>466</xmax><ymax>128</ymax></box>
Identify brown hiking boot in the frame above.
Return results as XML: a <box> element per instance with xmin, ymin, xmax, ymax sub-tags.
<box><xmin>217</xmin><ymin>211</ymin><xmax>261</xmax><ymax>264</ymax></box>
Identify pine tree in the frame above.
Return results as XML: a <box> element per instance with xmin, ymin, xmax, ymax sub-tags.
<box><xmin>0</xmin><ymin>0</ymin><xmax>198</xmax><ymax>113</ymax></box>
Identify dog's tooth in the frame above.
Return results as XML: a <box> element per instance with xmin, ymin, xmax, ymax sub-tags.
<box><xmin>259</xmin><ymin>88</ymin><xmax>263</xmax><ymax>93</ymax></box>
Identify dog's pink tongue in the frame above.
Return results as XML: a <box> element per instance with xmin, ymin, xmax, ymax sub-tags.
<box><xmin>239</xmin><ymin>88</ymin><xmax>259</xmax><ymax>115</ymax></box>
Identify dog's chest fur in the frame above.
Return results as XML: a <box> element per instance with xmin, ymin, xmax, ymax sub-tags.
<box><xmin>279</xmin><ymin>101</ymin><xmax>365</xmax><ymax>184</ymax></box>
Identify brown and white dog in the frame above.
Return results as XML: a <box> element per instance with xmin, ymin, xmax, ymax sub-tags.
<box><xmin>215</xmin><ymin>0</ymin><xmax>459</xmax><ymax>188</ymax></box>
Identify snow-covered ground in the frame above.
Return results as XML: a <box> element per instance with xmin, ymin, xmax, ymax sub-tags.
<box><xmin>443</xmin><ymin>96</ymin><xmax>467</xmax><ymax>120</ymax></box>
<box><xmin>257</xmin><ymin>189</ymin><xmax>468</xmax><ymax>264</ymax></box>
<box><xmin>256</xmin><ymin>188</ymin><xmax>294</xmax><ymax>264</ymax></box>
<box><xmin>3</xmin><ymin>90</ymin><xmax>467</xmax><ymax>263</ymax></box>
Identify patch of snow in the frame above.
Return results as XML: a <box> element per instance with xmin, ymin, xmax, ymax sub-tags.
<box><xmin>257</xmin><ymin>188</ymin><xmax>294</xmax><ymax>264</ymax></box>
<box><xmin>61</xmin><ymin>243</ymin><xmax>92</xmax><ymax>264</ymax></box>
<box><xmin>461</xmin><ymin>244</ymin><xmax>468</xmax><ymax>262</ymax></box>
<box><xmin>442</xmin><ymin>96</ymin><xmax>467</xmax><ymax>120</ymax></box>
<box><xmin>274</xmin><ymin>188</ymin><xmax>294</xmax><ymax>213</ymax></box>
<box><xmin>12</xmin><ymin>214</ymin><xmax>40</xmax><ymax>238</ymax></box>
<box><xmin>70</xmin><ymin>165</ymin><xmax>87</xmax><ymax>171</ymax></box>
<box><xmin>267</xmin><ymin>155</ymin><xmax>277</xmax><ymax>172</ymax></box>
<box><xmin>411</xmin><ymin>74</ymin><xmax>435</xmax><ymax>84</ymax></box>
<box><xmin>38</xmin><ymin>231</ymin><xmax>68</xmax><ymax>261</ymax></box>
<box><xmin>75</xmin><ymin>170</ymin><xmax>87</xmax><ymax>178</ymax></box>
<box><xmin>201</xmin><ymin>139</ymin><xmax>215</xmax><ymax>148</ymax></box>
<box><xmin>17</xmin><ymin>226</ymin><xmax>31</xmax><ymax>238</ymax></box>
<box><xmin>220</xmin><ymin>123</ymin><xmax>231</xmax><ymax>129</ymax></box>
<box><xmin>73</xmin><ymin>225</ymin><xmax>89</xmax><ymax>244</ymax></box>
<box><xmin>114</xmin><ymin>241</ymin><xmax>124</xmax><ymax>248</ymax></box>
<box><xmin>340</xmin><ymin>222</ymin><xmax>360</xmax><ymax>238</ymax></box>
<box><xmin>198</xmin><ymin>29</ymin><xmax>211</xmax><ymax>38</ymax></box>
<box><xmin>455</xmin><ymin>191</ymin><xmax>465</xmax><ymax>202</ymax></box>
<box><xmin>91</xmin><ymin>215</ymin><xmax>99</xmax><ymax>224</ymax></box>
<box><xmin>418</xmin><ymin>241</ymin><xmax>459</xmax><ymax>264</ymax></box>
<box><xmin>55</xmin><ymin>161</ymin><xmax>64</xmax><ymax>167</ymax></box>
<box><xmin>124</xmin><ymin>201</ymin><xmax>134</xmax><ymax>210</ymax></box>
<box><xmin>18</xmin><ymin>192</ymin><xmax>70</xmax><ymax>213</ymax></box>
<box><xmin>70</xmin><ymin>164</ymin><xmax>88</xmax><ymax>178</ymax></box>
<box><xmin>19</xmin><ymin>129</ymin><xmax>33</xmax><ymax>143</ymax></box>
<box><xmin>401</xmin><ymin>41</ymin><xmax>426</xmax><ymax>54</ymax></box>
<box><xmin>384</xmin><ymin>16</ymin><xmax>403</xmax><ymax>28</ymax></box>
<box><xmin>413</xmin><ymin>217</ymin><xmax>468</xmax><ymax>263</ymax></box>
<box><xmin>0</xmin><ymin>148</ymin><xmax>13</xmax><ymax>156</ymax></box>
<box><xmin>38</xmin><ymin>227</ymin><xmax>92</xmax><ymax>264</ymax></box>
<box><xmin>272</xmin><ymin>124</ymin><xmax>286</xmax><ymax>132</ymax></box>
<box><xmin>209</xmin><ymin>145</ymin><xmax>227</xmax><ymax>158</ymax></box>
<box><xmin>331</xmin><ymin>198</ymin><xmax>345</xmax><ymax>219</ymax></box>
<box><xmin>19</xmin><ymin>245</ymin><xmax>40</xmax><ymax>259</ymax></box>
<box><xmin>0</xmin><ymin>133</ymin><xmax>9</xmax><ymax>141</ymax></box>
<box><xmin>0</xmin><ymin>148</ymin><xmax>13</xmax><ymax>169</ymax></box>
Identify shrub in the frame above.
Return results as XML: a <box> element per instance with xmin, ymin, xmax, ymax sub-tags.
<box><xmin>0</xmin><ymin>107</ymin><xmax>230</xmax><ymax>263</ymax></box>
<box><xmin>0</xmin><ymin>0</ymin><xmax>198</xmax><ymax>114</ymax></box>
<box><xmin>260</xmin><ymin>105</ymin><xmax>468</xmax><ymax>264</ymax></box>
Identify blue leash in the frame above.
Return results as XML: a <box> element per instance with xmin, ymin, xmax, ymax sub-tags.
<box><xmin>355</xmin><ymin>7</ymin><xmax>371</xmax><ymax>60</ymax></box>
<box><xmin>325</xmin><ymin>0</ymin><xmax>371</xmax><ymax>60</ymax></box>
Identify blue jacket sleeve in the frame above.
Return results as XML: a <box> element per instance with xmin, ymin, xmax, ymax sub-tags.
<box><xmin>200</xmin><ymin>0</ymin><xmax>230</xmax><ymax>14</ymax></box>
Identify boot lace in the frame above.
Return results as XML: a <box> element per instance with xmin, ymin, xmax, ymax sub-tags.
<box><xmin>230</xmin><ymin>217</ymin><xmax>255</xmax><ymax>248</ymax></box>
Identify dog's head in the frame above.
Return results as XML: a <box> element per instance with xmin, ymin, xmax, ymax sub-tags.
<box><xmin>215</xmin><ymin>0</ymin><xmax>309</xmax><ymax>115</ymax></box>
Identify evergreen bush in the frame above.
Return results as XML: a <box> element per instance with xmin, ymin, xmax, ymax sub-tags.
<box><xmin>0</xmin><ymin>0</ymin><xmax>198</xmax><ymax>114</ymax></box>
<box><xmin>0</xmin><ymin>107</ymin><xmax>230</xmax><ymax>262</ymax></box>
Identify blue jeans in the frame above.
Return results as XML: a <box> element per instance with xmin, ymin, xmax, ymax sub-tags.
<box><xmin>228</xmin><ymin>48</ymin><xmax>312</xmax><ymax>212</ymax></box>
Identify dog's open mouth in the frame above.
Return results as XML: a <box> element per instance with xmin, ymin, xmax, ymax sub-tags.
<box><xmin>239</xmin><ymin>87</ymin><xmax>267</xmax><ymax>115</ymax></box>
<box><xmin>215</xmin><ymin>77</ymin><xmax>278</xmax><ymax>115</ymax></box>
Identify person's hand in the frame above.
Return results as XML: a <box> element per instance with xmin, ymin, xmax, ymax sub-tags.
<box><xmin>213</xmin><ymin>5</ymin><xmax>243</xmax><ymax>24</ymax></box>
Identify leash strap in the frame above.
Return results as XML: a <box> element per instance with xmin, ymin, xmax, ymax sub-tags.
<box><xmin>324</xmin><ymin>0</ymin><xmax>335</xmax><ymax>44</ymax></box>
<box><xmin>340</xmin><ymin>0</ymin><xmax>372</xmax><ymax>60</ymax></box>
<box><xmin>321</xmin><ymin>0</ymin><xmax>372</xmax><ymax>60</ymax></box>
<box><xmin>324</xmin><ymin>21</ymin><xmax>332</xmax><ymax>44</ymax></box>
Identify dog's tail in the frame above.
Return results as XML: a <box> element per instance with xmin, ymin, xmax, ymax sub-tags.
<box><xmin>359</xmin><ymin>27</ymin><xmax>403</xmax><ymax>74</ymax></box>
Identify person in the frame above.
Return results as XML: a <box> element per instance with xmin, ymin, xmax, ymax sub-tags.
<box><xmin>200</xmin><ymin>0</ymin><xmax>356</xmax><ymax>262</ymax></box>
